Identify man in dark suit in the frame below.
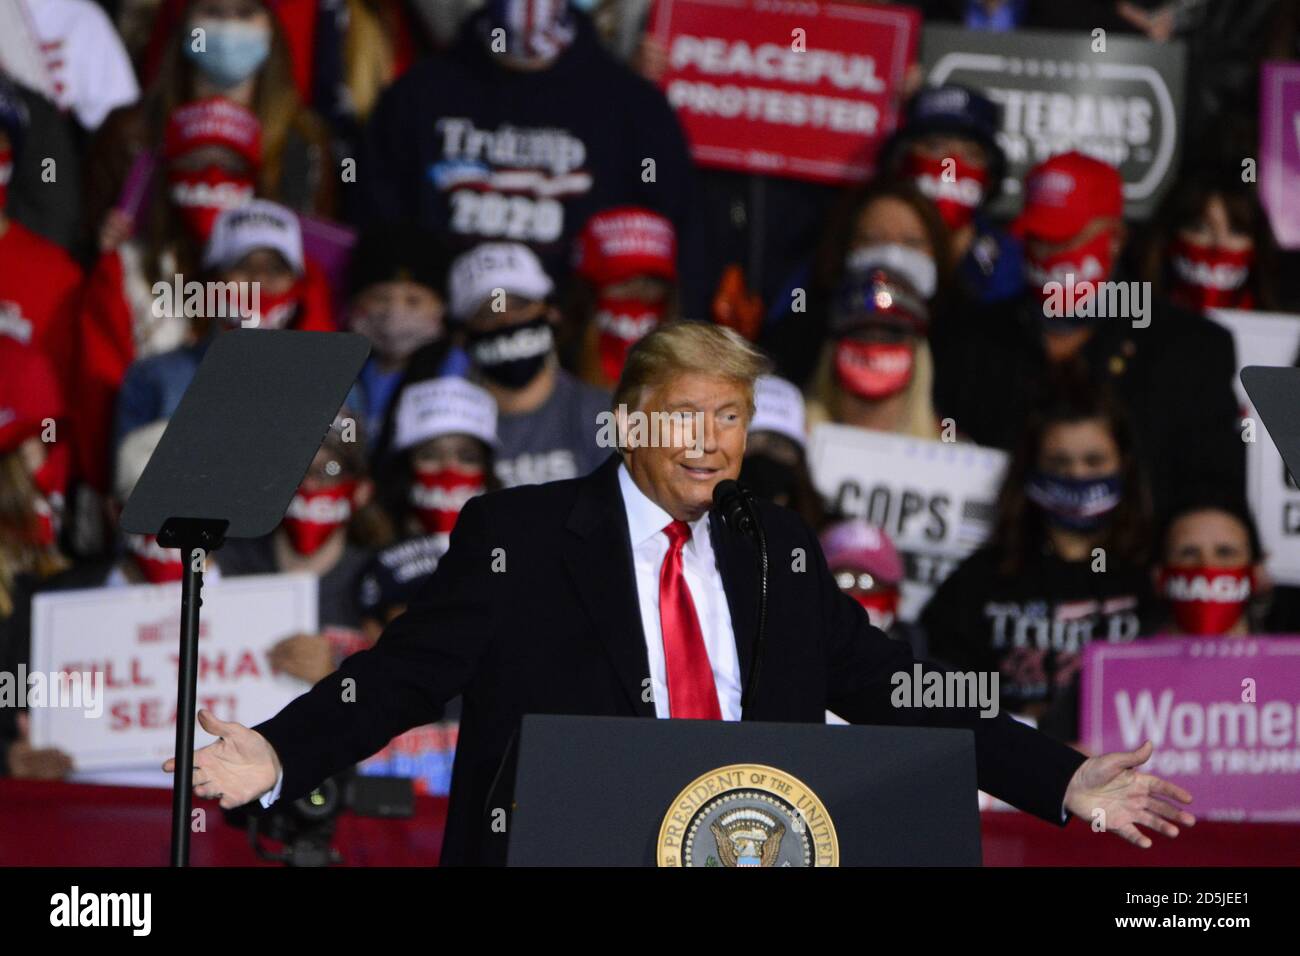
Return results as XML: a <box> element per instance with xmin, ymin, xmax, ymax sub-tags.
<box><xmin>167</xmin><ymin>322</ymin><xmax>1194</xmax><ymax>865</ymax></box>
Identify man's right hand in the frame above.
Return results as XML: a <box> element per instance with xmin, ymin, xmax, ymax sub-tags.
<box><xmin>162</xmin><ymin>709</ymin><xmax>281</xmax><ymax>809</ymax></box>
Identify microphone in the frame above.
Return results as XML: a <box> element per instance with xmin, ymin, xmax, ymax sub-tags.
<box><xmin>712</xmin><ymin>478</ymin><xmax>767</xmax><ymax>715</ymax></box>
<box><xmin>712</xmin><ymin>479</ymin><xmax>756</xmax><ymax>537</ymax></box>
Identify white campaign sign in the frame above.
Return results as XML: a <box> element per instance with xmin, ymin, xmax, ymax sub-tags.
<box><xmin>808</xmin><ymin>424</ymin><xmax>1009</xmax><ymax>621</ymax></box>
<box><xmin>29</xmin><ymin>573</ymin><xmax>316</xmax><ymax>771</ymax></box>
<box><xmin>1207</xmin><ymin>308</ymin><xmax>1300</xmax><ymax>584</ymax></box>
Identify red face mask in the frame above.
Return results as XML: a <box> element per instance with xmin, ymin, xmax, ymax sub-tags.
<box><xmin>237</xmin><ymin>284</ymin><xmax>301</xmax><ymax>330</ymax></box>
<box><xmin>0</xmin><ymin>145</ymin><xmax>12</xmax><ymax>211</ymax></box>
<box><xmin>901</xmin><ymin>151</ymin><xmax>988</xmax><ymax>231</ymax></box>
<box><xmin>281</xmin><ymin>481</ymin><xmax>356</xmax><ymax>555</ymax></box>
<box><xmin>168</xmin><ymin>166</ymin><xmax>255</xmax><ymax>242</ymax></box>
<box><xmin>594</xmin><ymin>295</ymin><xmax>666</xmax><ymax>383</ymax></box>
<box><xmin>1168</xmin><ymin>237</ymin><xmax>1254</xmax><ymax>311</ymax></box>
<box><xmin>834</xmin><ymin>339</ymin><xmax>914</xmax><ymax>400</ymax></box>
<box><xmin>852</xmin><ymin>589</ymin><xmax>900</xmax><ymax>631</ymax></box>
<box><xmin>126</xmin><ymin>533</ymin><xmax>185</xmax><ymax>583</ymax></box>
<box><xmin>1024</xmin><ymin>229</ymin><xmax>1115</xmax><ymax>308</ymax></box>
<box><xmin>1159</xmin><ymin>566</ymin><xmax>1253</xmax><ymax>636</ymax></box>
<box><xmin>409</xmin><ymin>467</ymin><xmax>485</xmax><ymax>534</ymax></box>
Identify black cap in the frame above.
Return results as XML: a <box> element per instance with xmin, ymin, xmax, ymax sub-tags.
<box><xmin>348</xmin><ymin>222</ymin><xmax>451</xmax><ymax>299</ymax></box>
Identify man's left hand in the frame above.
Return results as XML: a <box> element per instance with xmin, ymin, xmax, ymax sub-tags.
<box><xmin>1064</xmin><ymin>741</ymin><xmax>1195</xmax><ymax>848</ymax></box>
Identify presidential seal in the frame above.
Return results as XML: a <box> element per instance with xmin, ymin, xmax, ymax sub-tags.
<box><xmin>656</xmin><ymin>764</ymin><xmax>839</xmax><ymax>867</ymax></box>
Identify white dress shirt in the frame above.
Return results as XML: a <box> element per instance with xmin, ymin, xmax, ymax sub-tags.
<box><xmin>618</xmin><ymin>463</ymin><xmax>743</xmax><ymax>721</ymax></box>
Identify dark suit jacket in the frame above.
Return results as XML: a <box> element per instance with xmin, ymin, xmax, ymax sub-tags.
<box><xmin>255</xmin><ymin>454</ymin><xmax>1086</xmax><ymax>865</ymax></box>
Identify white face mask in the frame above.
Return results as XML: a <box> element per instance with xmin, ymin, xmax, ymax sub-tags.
<box><xmin>845</xmin><ymin>243</ymin><xmax>937</xmax><ymax>300</ymax></box>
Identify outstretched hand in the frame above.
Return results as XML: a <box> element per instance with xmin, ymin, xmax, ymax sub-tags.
<box><xmin>162</xmin><ymin>709</ymin><xmax>281</xmax><ymax>810</ymax></box>
<box><xmin>1064</xmin><ymin>741</ymin><xmax>1195</xmax><ymax>848</ymax></box>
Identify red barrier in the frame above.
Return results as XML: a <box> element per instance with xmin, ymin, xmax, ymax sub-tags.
<box><xmin>2</xmin><ymin>779</ymin><xmax>1296</xmax><ymax>866</ymax></box>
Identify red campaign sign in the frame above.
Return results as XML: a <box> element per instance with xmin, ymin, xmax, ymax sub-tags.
<box><xmin>650</xmin><ymin>0</ymin><xmax>919</xmax><ymax>185</ymax></box>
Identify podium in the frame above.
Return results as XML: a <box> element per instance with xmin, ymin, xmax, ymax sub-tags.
<box><xmin>506</xmin><ymin>715</ymin><xmax>982</xmax><ymax>867</ymax></box>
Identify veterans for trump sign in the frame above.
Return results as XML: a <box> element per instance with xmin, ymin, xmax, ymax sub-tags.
<box><xmin>920</xmin><ymin>25</ymin><xmax>1186</xmax><ymax>219</ymax></box>
<box><xmin>1081</xmin><ymin>637</ymin><xmax>1300</xmax><ymax>822</ymax></box>
<box><xmin>650</xmin><ymin>0</ymin><xmax>919</xmax><ymax>185</ymax></box>
<box><xmin>807</xmin><ymin>425</ymin><xmax>1008</xmax><ymax>621</ymax></box>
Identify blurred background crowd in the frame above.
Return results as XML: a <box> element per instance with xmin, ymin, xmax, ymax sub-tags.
<box><xmin>1</xmin><ymin>0</ymin><xmax>1298</xmax><ymax>791</ymax></box>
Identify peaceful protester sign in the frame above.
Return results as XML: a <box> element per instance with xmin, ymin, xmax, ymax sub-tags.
<box><xmin>919</xmin><ymin>25</ymin><xmax>1186</xmax><ymax>220</ymax></box>
<box><xmin>650</xmin><ymin>0</ymin><xmax>920</xmax><ymax>185</ymax></box>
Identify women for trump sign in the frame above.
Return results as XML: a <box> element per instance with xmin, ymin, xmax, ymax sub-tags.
<box><xmin>1081</xmin><ymin>637</ymin><xmax>1300</xmax><ymax>822</ymax></box>
<box><xmin>650</xmin><ymin>0</ymin><xmax>919</xmax><ymax>184</ymax></box>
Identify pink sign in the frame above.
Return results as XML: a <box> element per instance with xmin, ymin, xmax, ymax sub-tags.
<box><xmin>1081</xmin><ymin>636</ymin><xmax>1300</xmax><ymax>822</ymax></box>
<box><xmin>1260</xmin><ymin>63</ymin><xmax>1300</xmax><ymax>250</ymax></box>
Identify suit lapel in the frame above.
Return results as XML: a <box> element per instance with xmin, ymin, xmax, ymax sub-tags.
<box><xmin>561</xmin><ymin>455</ymin><xmax>656</xmax><ymax>718</ymax></box>
<box><xmin>708</xmin><ymin>511</ymin><xmax>757</xmax><ymax>713</ymax></box>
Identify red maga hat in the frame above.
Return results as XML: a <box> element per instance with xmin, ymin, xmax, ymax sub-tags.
<box><xmin>1010</xmin><ymin>151</ymin><xmax>1123</xmax><ymax>243</ymax></box>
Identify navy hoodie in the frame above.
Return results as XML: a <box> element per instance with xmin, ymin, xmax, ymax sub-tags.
<box><xmin>357</xmin><ymin>10</ymin><xmax>696</xmax><ymax>289</ymax></box>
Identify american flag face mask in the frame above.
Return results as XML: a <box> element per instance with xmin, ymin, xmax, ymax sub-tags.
<box><xmin>482</xmin><ymin>0</ymin><xmax>576</xmax><ymax>61</ymax></box>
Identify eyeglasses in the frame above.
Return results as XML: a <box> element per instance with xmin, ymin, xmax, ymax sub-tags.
<box><xmin>835</xmin><ymin>571</ymin><xmax>878</xmax><ymax>592</ymax></box>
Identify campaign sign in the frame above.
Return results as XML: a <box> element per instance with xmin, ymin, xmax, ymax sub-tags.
<box><xmin>650</xmin><ymin>0</ymin><xmax>919</xmax><ymax>185</ymax></box>
<box><xmin>28</xmin><ymin>573</ymin><xmax>316</xmax><ymax>771</ymax></box>
<box><xmin>1081</xmin><ymin>637</ymin><xmax>1300</xmax><ymax>821</ymax></box>
<box><xmin>920</xmin><ymin>25</ymin><xmax>1186</xmax><ymax>219</ymax></box>
<box><xmin>1206</xmin><ymin>309</ymin><xmax>1300</xmax><ymax>585</ymax></box>
<box><xmin>807</xmin><ymin>424</ymin><xmax>1008</xmax><ymax>620</ymax></box>
<box><xmin>1260</xmin><ymin>63</ymin><xmax>1300</xmax><ymax>250</ymax></box>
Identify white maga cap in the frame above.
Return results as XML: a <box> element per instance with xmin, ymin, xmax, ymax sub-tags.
<box><xmin>448</xmin><ymin>242</ymin><xmax>553</xmax><ymax>321</ymax></box>
<box><xmin>393</xmin><ymin>376</ymin><xmax>499</xmax><ymax>452</ymax></box>
<box><xmin>749</xmin><ymin>375</ymin><xmax>806</xmax><ymax>449</ymax></box>
<box><xmin>202</xmin><ymin>199</ymin><xmax>305</xmax><ymax>276</ymax></box>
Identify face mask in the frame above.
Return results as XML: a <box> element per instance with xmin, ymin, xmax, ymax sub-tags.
<box><xmin>409</xmin><ymin>466</ymin><xmax>485</xmax><ymax>534</ymax></box>
<box><xmin>237</xmin><ymin>285</ymin><xmax>300</xmax><ymax>330</ymax></box>
<box><xmin>834</xmin><ymin>339</ymin><xmax>914</xmax><ymax>400</ymax></box>
<box><xmin>1024</xmin><ymin>229</ymin><xmax>1115</xmax><ymax>319</ymax></box>
<box><xmin>1168</xmin><ymin>237</ymin><xmax>1254</xmax><ymax>310</ymax></box>
<box><xmin>901</xmin><ymin>152</ymin><xmax>988</xmax><ymax>231</ymax></box>
<box><xmin>594</xmin><ymin>295</ymin><xmax>665</xmax><ymax>383</ymax></box>
<box><xmin>481</xmin><ymin>0</ymin><xmax>575</xmax><ymax>61</ymax></box>
<box><xmin>351</xmin><ymin>308</ymin><xmax>441</xmax><ymax>364</ymax></box>
<box><xmin>739</xmin><ymin>454</ymin><xmax>798</xmax><ymax>504</ymax></box>
<box><xmin>281</xmin><ymin>481</ymin><xmax>356</xmax><ymax>555</ymax></box>
<box><xmin>468</xmin><ymin>315</ymin><xmax>553</xmax><ymax>389</ymax></box>
<box><xmin>852</xmin><ymin>589</ymin><xmax>899</xmax><ymax>632</ymax></box>
<box><xmin>168</xmin><ymin>167</ymin><xmax>255</xmax><ymax>242</ymax></box>
<box><xmin>184</xmin><ymin>19</ymin><xmax>271</xmax><ymax>88</ymax></box>
<box><xmin>845</xmin><ymin>242</ymin><xmax>937</xmax><ymax>300</ymax></box>
<box><xmin>1026</xmin><ymin>471</ymin><xmax>1122</xmax><ymax>532</ymax></box>
<box><xmin>126</xmin><ymin>533</ymin><xmax>185</xmax><ymax>583</ymax></box>
<box><xmin>1159</xmin><ymin>565</ymin><xmax>1253</xmax><ymax>635</ymax></box>
<box><xmin>0</xmin><ymin>145</ymin><xmax>12</xmax><ymax>211</ymax></box>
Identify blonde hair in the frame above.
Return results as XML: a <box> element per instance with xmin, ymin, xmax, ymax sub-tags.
<box><xmin>612</xmin><ymin>321</ymin><xmax>773</xmax><ymax>417</ymax></box>
<box><xmin>807</xmin><ymin>338</ymin><xmax>940</xmax><ymax>440</ymax></box>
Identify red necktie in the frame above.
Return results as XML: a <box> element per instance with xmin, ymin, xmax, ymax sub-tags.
<box><xmin>659</xmin><ymin>520</ymin><xmax>722</xmax><ymax>719</ymax></box>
